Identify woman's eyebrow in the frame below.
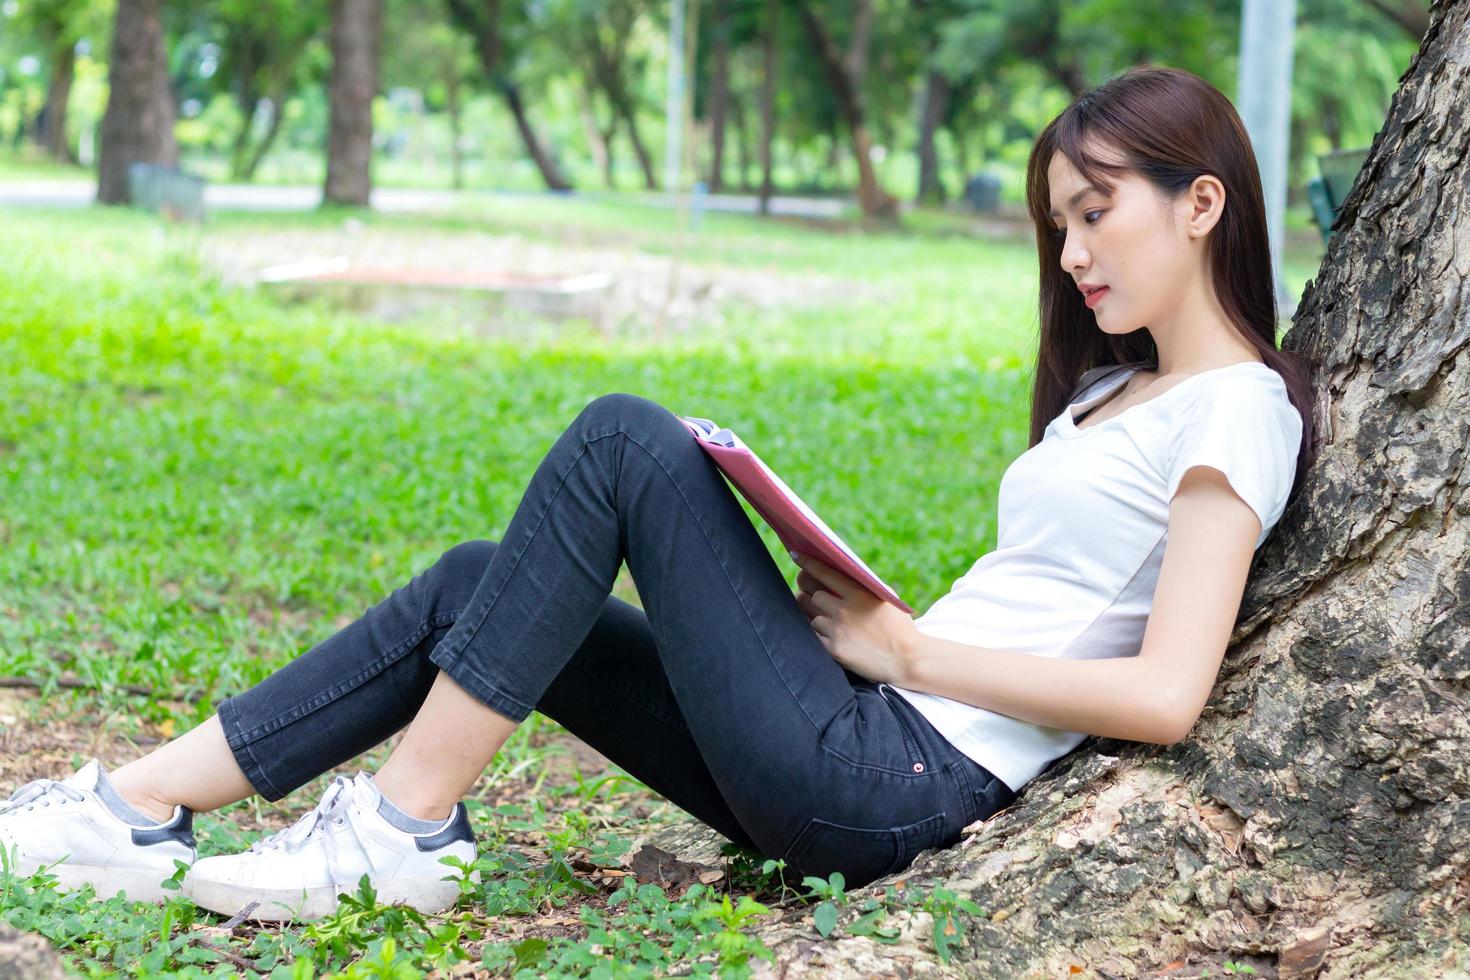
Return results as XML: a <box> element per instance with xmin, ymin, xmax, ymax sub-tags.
<box><xmin>1048</xmin><ymin>184</ymin><xmax>1103</xmax><ymax>218</ymax></box>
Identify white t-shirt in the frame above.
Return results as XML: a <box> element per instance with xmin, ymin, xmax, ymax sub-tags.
<box><xmin>887</xmin><ymin>360</ymin><xmax>1303</xmax><ymax>793</ymax></box>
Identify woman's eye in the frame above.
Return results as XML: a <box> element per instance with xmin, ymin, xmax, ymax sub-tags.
<box><xmin>1051</xmin><ymin>226</ymin><xmax>1066</xmax><ymax>240</ymax></box>
<box><xmin>1084</xmin><ymin>210</ymin><xmax>1103</xmax><ymax>224</ymax></box>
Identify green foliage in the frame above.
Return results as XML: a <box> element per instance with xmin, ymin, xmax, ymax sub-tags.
<box><xmin>0</xmin><ymin>0</ymin><xmax>1419</xmax><ymax>202</ymax></box>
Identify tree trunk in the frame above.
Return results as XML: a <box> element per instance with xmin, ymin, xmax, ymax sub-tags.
<box><xmin>37</xmin><ymin>39</ymin><xmax>76</xmax><ymax>163</ymax></box>
<box><xmin>227</xmin><ymin>38</ymin><xmax>261</xmax><ymax>181</ymax></box>
<box><xmin>96</xmin><ymin>0</ymin><xmax>176</xmax><ymax>204</ymax></box>
<box><xmin>234</xmin><ymin>42</ymin><xmax>306</xmax><ymax>183</ymax></box>
<box><xmin>501</xmin><ymin>81</ymin><xmax>572</xmax><ymax>191</ymax></box>
<box><xmin>609</xmin><ymin>83</ymin><xmax>656</xmax><ymax>190</ymax></box>
<box><xmin>449</xmin><ymin>0</ymin><xmax>572</xmax><ymax>192</ymax></box>
<box><xmin>758</xmin><ymin>0</ymin><xmax>776</xmax><ymax>215</ymax></box>
<box><xmin>794</xmin><ymin>2</ymin><xmax>897</xmax><ymax>220</ymax></box>
<box><xmin>577</xmin><ymin>83</ymin><xmax>614</xmax><ymax>188</ymax></box>
<box><xmin>730</xmin><ymin>91</ymin><xmax>751</xmax><ymax>193</ymax></box>
<box><xmin>953</xmin><ymin>113</ymin><xmax>972</xmax><ymax>183</ymax></box>
<box><xmin>446</xmin><ymin>66</ymin><xmax>464</xmax><ymax>190</ymax></box>
<box><xmin>916</xmin><ymin>69</ymin><xmax>949</xmax><ymax>205</ymax></box>
<box><xmin>706</xmin><ymin>0</ymin><xmax>730</xmax><ymax>193</ymax></box>
<box><xmin>240</xmin><ymin>94</ymin><xmax>288</xmax><ymax>182</ymax></box>
<box><xmin>323</xmin><ymin>0</ymin><xmax>380</xmax><ymax>207</ymax></box>
<box><xmin>631</xmin><ymin>4</ymin><xmax>1470</xmax><ymax>973</ymax></box>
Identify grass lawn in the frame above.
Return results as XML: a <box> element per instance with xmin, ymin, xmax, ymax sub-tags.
<box><xmin>0</xmin><ymin>196</ymin><xmax>1327</xmax><ymax>977</ymax></box>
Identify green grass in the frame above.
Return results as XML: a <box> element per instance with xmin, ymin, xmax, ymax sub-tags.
<box><xmin>0</xmin><ymin>199</ymin><xmax>1326</xmax><ymax>976</ymax></box>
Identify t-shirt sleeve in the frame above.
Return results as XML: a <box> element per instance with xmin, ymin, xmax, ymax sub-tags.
<box><xmin>1165</xmin><ymin>380</ymin><xmax>1304</xmax><ymax>548</ymax></box>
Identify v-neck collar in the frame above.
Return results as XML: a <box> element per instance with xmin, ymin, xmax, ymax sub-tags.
<box><xmin>1054</xmin><ymin>360</ymin><xmax>1271</xmax><ymax>439</ymax></box>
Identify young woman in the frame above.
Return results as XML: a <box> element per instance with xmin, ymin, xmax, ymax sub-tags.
<box><xmin>0</xmin><ymin>64</ymin><xmax>1314</xmax><ymax>921</ymax></box>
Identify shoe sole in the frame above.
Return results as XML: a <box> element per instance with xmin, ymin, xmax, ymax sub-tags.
<box><xmin>181</xmin><ymin>871</ymin><xmax>478</xmax><ymax>922</ymax></box>
<box><xmin>16</xmin><ymin>861</ymin><xmax>183</xmax><ymax>905</ymax></box>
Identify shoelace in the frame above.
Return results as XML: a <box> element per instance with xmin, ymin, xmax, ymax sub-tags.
<box><xmin>0</xmin><ymin>778</ymin><xmax>87</xmax><ymax>816</ymax></box>
<box><xmin>248</xmin><ymin>774</ymin><xmax>357</xmax><ymax>855</ymax></box>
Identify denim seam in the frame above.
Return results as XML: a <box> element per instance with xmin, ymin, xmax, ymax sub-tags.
<box><xmin>234</xmin><ymin>610</ymin><xmax>460</xmax><ymax>745</ymax></box>
<box><xmin>613</xmin><ymin>428</ymin><xmax>826</xmax><ymax>736</ymax></box>
<box><xmin>430</xmin><ymin>420</ymin><xmax>818</xmax><ymax>734</ymax></box>
<box><xmin>428</xmin><ymin>661</ymin><xmax>537</xmax><ymax>723</ymax></box>
<box><xmin>814</xmin><ymin>739</ymin><xmax>952</xmax><ymax>779</ymax></box>
<box><xmin>217</xmin><ymin>697</ymin><xmax>285</xmax><ymax>800</ymax></box>
<box><xmin>951</xmin><ymin>754</ymin><xmax>980</xmax><ymax>826</ymax></box>
<box><xmin>877</xmin><ymin>684</ymin><xmax>926</xmax><ymax>768</ymax></box>
<box><xmin>895</xmin><ymin>811</ymin><xmax>952</xmax><ymax>874</ymax></box>
<box><xmin>431</xmin><ymin>435</ymin><xmax>606</xmax><ymax>678</ymax></box>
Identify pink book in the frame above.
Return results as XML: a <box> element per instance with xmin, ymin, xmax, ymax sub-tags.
<box><xmin>680</xmin><ymin>416</ymin><xmax>914</xmax><ymax>614</ymax></box>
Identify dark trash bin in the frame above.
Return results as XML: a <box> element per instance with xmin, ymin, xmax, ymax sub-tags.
<box><xmin>963</xmin><ymin>172</ymin><xmax>1002</xmax><ymax>213</ymax></box>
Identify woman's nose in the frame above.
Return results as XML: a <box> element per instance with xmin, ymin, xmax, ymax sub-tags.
<box><xmin>1059</xmin><ymin>233</ymin><xmax>1090</xmax><ymax>272</ymax></box>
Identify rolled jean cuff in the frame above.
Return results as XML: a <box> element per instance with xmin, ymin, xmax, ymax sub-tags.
<box><xmin>216</xmin><ymin>694</ymin><xmax>289</xmax><ymax>802</ymax></box>
<box><xmin>428</xmin><ymin>645</ymin><xmax>537</xmax><ymax>723</ymax></box>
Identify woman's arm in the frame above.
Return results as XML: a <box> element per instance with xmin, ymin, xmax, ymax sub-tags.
<box><xmin>898</xmin><ymin>464</ymin><xmax>1262</xmax><ymax>746</ymax></box>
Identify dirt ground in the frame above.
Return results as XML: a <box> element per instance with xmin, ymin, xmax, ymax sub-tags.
<box><xmin>196</xmin><ymin>220</ymin><xmax>891</xmax><ymax>344</ymax></box>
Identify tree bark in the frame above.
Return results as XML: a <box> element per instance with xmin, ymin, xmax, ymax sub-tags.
<box><xmin>323</xmin><ymin>0</ymin><xmax>381</xmax><ymax>207</ymax></box>
<box><xmin>96</xmin><ymin>0</ymin><xmax>176</xmax><ymax>204</ymax></box>
<box><xmin>501</xmin><ymin>80</ymin><xmax>572</xmax><ymax>191</ymax></box>
<box><xmin>916</xmin><ymin>69</ymin><xmax>949</xmax><ymax>205</ymax></box>
<box><xmin>706</xmin><ymin>0</ymin><xmax>731</xmax><ymax>193</ymax></box>
<box><xmin>758</xmin><ymin>0</ymin><xmax>776</xmax><ymax>214</ymax></box>
<box><xmin>36</xmin><ymin>38</ymin><xmax>76</xmax><ymax>163</ymax></box>
<box><xmin>446</xmin><ymin>65</ymin><xmax>464</xmax><ymax>189</ymax></box>
<box><xmin>609</xmin><ymin>83</ymin><xmax>656</xmax><ymax>191</ymax></box>
<box><xmin>729</xmin><ymin>91</ymin><xmax>751</xmax><ymax>193</ymax></box>
<box><xmin>794</xmin><ymin>2</ymin><xmax>897</xmax><ymax>221</ymax></box>
<box><xmin>232</xmin><ymin>36</ymin><xmax>310</xmax><ymax>183</ymax></box>
<box><xmin>240</xmin><ymin>92</ymin><xmax>288</xmax><ymax>183</ymax></box>
<box><xmin>449</xmin><ymin>0</ymin><xmax>572</xmax><ymax>192</ymax></box>
<box><xmin>634</xmin><ymin>4</ymin><xmax>1470</xmax><ymax>973</ymax></box>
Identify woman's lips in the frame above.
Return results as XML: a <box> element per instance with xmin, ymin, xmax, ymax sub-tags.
<box><xmin>1084</xmin><ymin>286</ymin><xmax>1109</xmax><ymax>309</ymax></box>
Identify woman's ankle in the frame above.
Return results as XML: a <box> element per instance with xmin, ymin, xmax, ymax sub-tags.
<box><xmin>369</xmin><ymin>772</ymin><xmax>455</xmax><ymax>823</ymax></box>
<box><xmin>106</xmin><ymin>766</ymin><xmax>180</xmax><ymax>823</ymax></box>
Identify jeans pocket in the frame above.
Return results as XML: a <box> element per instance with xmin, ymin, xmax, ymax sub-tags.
<box><xmin>782</xmin><ymin>811</ymin><xmax>948</xmax><ymax>888</ymax></box>
<box><xmin>876</xmin><ymin>683</ymin><xmax>929</xmax><ymax>773</ymax></box>
<box><xmin>967</xmin><ymin>763</ymin><xmax>1017</xmax><ymax>822</ymax></box>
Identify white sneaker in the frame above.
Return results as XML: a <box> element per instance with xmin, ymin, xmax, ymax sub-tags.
<box><xmin>0</xmin><ymin>758</ymin><xmax>196</xmax><ymax>904</ymax></box>
<box><xmin>181</xmin><ymin>771</ymin><xmax>479</xmax><ymax>922</ymax></box>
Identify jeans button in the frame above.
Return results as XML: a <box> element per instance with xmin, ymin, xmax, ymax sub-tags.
<box><xmin>912</xmin><ymin>762</ymin><xmax>924</xmax><ymax>773</ymax></box>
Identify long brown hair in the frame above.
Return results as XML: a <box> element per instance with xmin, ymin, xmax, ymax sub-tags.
<box><xmin>1023</xmin><ymin>64</ymin><xmax>1318</xmax><ymax>508</ymax></box>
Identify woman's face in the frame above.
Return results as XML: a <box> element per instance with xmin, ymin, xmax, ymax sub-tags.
<box><xmin>1046</xmin><ymin>146</ymin><xmax>1203</xmax><ymax>335</ymax></box>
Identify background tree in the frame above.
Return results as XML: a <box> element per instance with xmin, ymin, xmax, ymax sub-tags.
<box><xmin>380</xmin><ymin>0</ymin><xmax>477</xmax><ymax>189</ymax></box>
<box><xmin>17</xmin><ymin>0</ymin><xmax>99</xmax><ymax>162</ymax></box>
<box><xmin>543</xmin><ymin>0</ymin><xmax>657</xmax><ymax>190</ymax></box>
<box><xmin>323</xmin><ymin>0</ymin><xmax>380</xmax><ymax>206</ymax></box>
<box><xmin>1290</xmin><ymin>0</ymin><xmax>1422</xmax><ymax>203</ymax></box>
<box><xmin>95</xmin><ymin>0</ymin><xmax>175</xmax><ymax>203</ymax></box>
<box><xmin>912</xmin><ymin>0</ymin><xmax>967</xmax><ymax>204</ymax></box>
<box><xmin>792</xmin><ymin>0</ymin><xmax>898</xmax><ymax>219</ymax></box>
<box><xmin>211</xmin><ymin>0</ymin><xmax>327</xmax><ymax>182</ymax></box>
<box><xmin>447</xmin><ymin>0</ymin><xmax>572</xmax><ymax>192</ymax></box>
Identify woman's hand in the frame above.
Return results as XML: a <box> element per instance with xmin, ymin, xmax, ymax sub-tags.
<box><xmin>791</xmin><ymin>550</ymin><xmax>919</xmax><ymax>686</ymax></box>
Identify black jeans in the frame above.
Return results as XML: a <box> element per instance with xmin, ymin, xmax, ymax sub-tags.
<box><xmin>216</xmin><ymin>393</ymin><xmax>1016</xmax><ymax>889</ymax></box>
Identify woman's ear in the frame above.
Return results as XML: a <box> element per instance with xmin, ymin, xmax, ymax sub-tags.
<box><xmin>1184</xmin><ymin>174</ymin><xmax>1226</xmax><ymax>238</ymax></box>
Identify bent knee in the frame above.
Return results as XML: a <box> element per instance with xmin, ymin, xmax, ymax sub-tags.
<box><xmin>580</xmin><ymin>392</ymin><xmax>674</xmax><ymax>429</ymax></box>
<box><xmin>436</xmin><ymin>539</ymin><xmax>498</xmax><ymax>582</ymax></box>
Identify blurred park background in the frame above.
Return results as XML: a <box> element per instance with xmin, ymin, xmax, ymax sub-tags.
<box><xmin>0</xmin><ymin>2</ymin><xmax>1435</xmax><ymax>974</ymax></box>
<box><xmin>0</xmin><ymin>0</ymin><xmax>1429</xmax><ymax>789</ymax></box>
